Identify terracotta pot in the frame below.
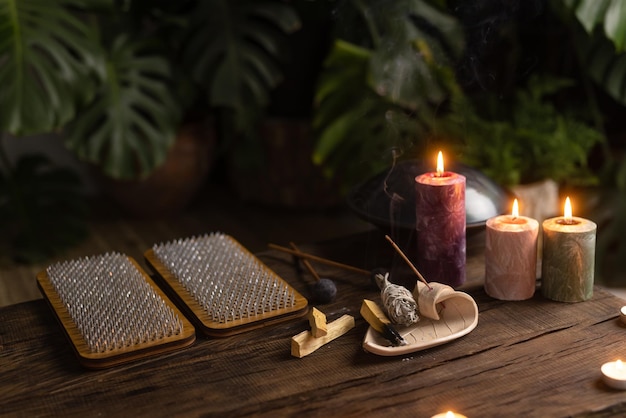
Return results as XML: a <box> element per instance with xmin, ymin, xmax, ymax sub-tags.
<box><xmin>228</xmin><ymin>118</ymin><xmax>341</xmax><ymax>209</ymax></box>
<box><xmin>100</xmin><ymin>120</ymin><xmax>216</xmax><ymax>218</ymax></box>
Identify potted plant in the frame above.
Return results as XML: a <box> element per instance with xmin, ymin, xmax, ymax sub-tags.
<box><xmin>0</xmin><ymin>0</ymin><xmax>300</xmax><ymax>259</ymax></box>
<box><xmin>439</xmin><ymin>74</ymin><xmax>604</xmax><ymax>222</ymax></box>
<box><xmin>0</xmin><ymin>0</ymin><xmax>106</xmax><ymax>262</ymax></box>
<box><xmin>78</xmin><ymin>0</ymin><xmax>301</xmax><ymax>216</ymax></box>
<box><xmin>225</xmin><ymin>0</ymin><xmax>339</xmax><ymax>209</ymax></box>
<box><xmin>312</xmin><ymin>0</ymin><xmax>465</xmax><ymax>195</ymax></box>
<box><xmin>313</xmin><ymin>1</ymin><xmax>607</xmax><ymax>216</ymax></box>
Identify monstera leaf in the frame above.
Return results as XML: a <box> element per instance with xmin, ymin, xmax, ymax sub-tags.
<box><xmin>64</xmin><ymin>36</ymin><xmax>181</xmax><ymax>179</ymax></box>
<box><xmin>582</xmin><ymin>33</ymin><xmax>626</xmax><ymax>105</ymax></box>
<box><xmin>559</xmin><ymin>0</ymin><xmax>626</xmax><ymax>107</ymax></box>
<box><xmin>562</xmin><ymin>0</ymin><xmax>626</xmax><ymax>51</ymax></box>
<box><xmin>182</xmin><ymin>0</ymin><xmax>300</xmax><ymax>131</ymax></box>
<box><xmin>0</xmin><ymin>0</ymin><xmax>104</xmax><ymax>135</ymax></box>
<box><xmin>366</xmin><ymin>0</ymin><xmax>464</xmax><ymax>110</ymax></box>
<box><xmin>312</xmin><ymin>0</ymin><xmax>463</xmax><ymax>190</ymax></box>
<box><xmin>313</xmin><ymin>41</ymin><xmax>426</xmax><ymax>189</ymax></box>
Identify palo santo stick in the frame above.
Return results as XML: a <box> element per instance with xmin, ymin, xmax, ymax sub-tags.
<box><xmin>269</xmin><ymin>244</ymin><xmax>370</xmax><ymax>276</ymax></box>
<box><xmin>384</xmin><ymin>235</ymin><xmax>432</xmax><ymax>290</ymax></box>
<box><xmin>308</xmin><ymin>307</ymin><xmax>328</xmax><ymax>338</ymax></box>
<box><xmin>360</xmin><ymin>299</ymin><xmax>406</xmax><ymax>346</ymax></box>
<box><xmin>291</xmin><ymin>315</ymin><xmax>355</xmax><ymax>358</ymax></box>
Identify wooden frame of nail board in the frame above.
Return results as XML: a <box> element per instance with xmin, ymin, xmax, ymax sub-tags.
<box><xmin>144</xmin><ymin>235</ymin><xmax>309</xmax><ymax>337</ymax></box>
<box><xmin>36</xmin><ymin>256</ymin><xmax>196</xmax><ymax>369</ymax></box>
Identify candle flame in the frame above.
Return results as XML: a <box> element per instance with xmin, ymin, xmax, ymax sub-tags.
<box><xmin>564</xmin><ymin>197</ymin><xmax>573</xmax><ymax>221</ymax></box>
<box><xmin>512</xmin><ymin>198</ymin><xmax>519</xmax><ymax>219</ymax></box>
<box><xmin>445</xmin><ymin>412</ymin><xmax>455</xmax><ymax>418</ymax></box>
<box><xmin>617</xmin><ymin>359</ymin><xmax>623</xmax><ymax>370</ymax></box>
<box><xmin>436</xmin><ymin>151</ymin><xmax>444</xmax><ymax>176</ymax></box>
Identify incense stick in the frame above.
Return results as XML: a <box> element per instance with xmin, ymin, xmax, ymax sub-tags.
<box><xmin>384</xmin><ymin>235</ymin><xmax>432</xmax><ymax>289</ymax></box>
<box><xmin>268</xmin><ymin>244</ymin><xmax>370</xmax><ymax>276</ymax></box>
<box><xmin>290</xmin><ymin>242</ymin><xmax>321</xmax><ymax>281</ymax></box>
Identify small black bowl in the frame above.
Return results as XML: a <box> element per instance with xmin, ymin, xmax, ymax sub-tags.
<box><xmin>346</xmin><ymin>159</ymin><xmax>514</xmax><ymax>236</ymax></box>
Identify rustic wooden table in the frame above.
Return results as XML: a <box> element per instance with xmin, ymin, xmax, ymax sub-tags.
<box><xmin>2</xmin><ymin>230</ymin><xmax>626</xmax><ymax>417</ymax></box>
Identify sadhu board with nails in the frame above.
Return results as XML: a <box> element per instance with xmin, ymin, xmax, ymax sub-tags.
<box><xmin>36</xmin><ymin>253</ymin><xmax>196</xmax><ymax>369</ymax></box>
<box><xmin>144</xmin><ymin>233</ymin><xmax>309</xmax><ymax>337</ymax></box>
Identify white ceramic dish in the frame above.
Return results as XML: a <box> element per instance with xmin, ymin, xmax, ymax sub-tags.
<box><xmin>362</xmin><ymin>284</ymin><xmax>478</xmax><ymax>356</ymax></box>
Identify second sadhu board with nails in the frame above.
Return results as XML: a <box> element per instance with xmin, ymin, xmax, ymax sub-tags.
<box><xmin>144</xmin><ymin>233</ymin><xmax>309</xmax><ymax>336</ymax></box>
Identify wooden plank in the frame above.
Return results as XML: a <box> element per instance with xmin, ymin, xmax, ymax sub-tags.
<box><xmin>1</xmin><ymin>285</ymin><xmax>623</xmax><ymax>417</ymax></box>
<box><xmin>1</xmin><ymin>231</ymin><xmax>626</xmax><ymax>417</ymax></box>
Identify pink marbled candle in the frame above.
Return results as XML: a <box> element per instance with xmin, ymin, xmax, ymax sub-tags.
<box><xmin>485</xmin><ymin>214</ymin><xmax>539</xmax><ymax>300</ymax></box>
<box><xmin>415</xmin><ymin>171</ymin><xmax>466</xmax><ymax>287</ymax></box>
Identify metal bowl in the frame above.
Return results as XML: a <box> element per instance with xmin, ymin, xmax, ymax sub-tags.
<box><xmin>346</xmin><ymin>159</ymin><xmax>514</xmax><ymax>235</ymax></box>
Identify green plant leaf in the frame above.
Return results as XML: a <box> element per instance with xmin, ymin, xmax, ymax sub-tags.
<box><xmin>0</xmin><ymin>0</ymin><xmax>104</xmax><ymax>135</ymax></box>
<box><xmin>562</xmin><ymin>0</ymin><xmax>626</xmax><ymax>51</ymax></box>
<box><xmin>580</xmin><ymin>30</ymin><xmax>626</xmax><ymax>105</ymax></box>
<box><xmin>369</xmin><ymin>41</ymin><xmax>449</xmax><ymax>110</ymax></box>
<box><xmin>314</xmin><ymin>41</ymin><xmax>371</xmax><ymax>129</ymax></box>
<box><xmin>558</xmin><ymin>1</ymin><xmax>626</xmax><ymax>110</ymax></box>
<box><xmin>605</xmin><ymin>0</ymin><xmax>626</xmax><ymax>51</ymax></box>
<box><xmin>313</xmin><ymin>41</ymin><xmax>426</xmax><ymax>190</ymax></box>
<box><xmin>444</xmin><ymin>76</ymin><xmax>603</xmax><ymax>186</ymax></box>
<box><xmin>63</xmin><ymin>36</ymin><xmax>181</xmax><ymax>179</ymax></box>
<box><xmin>183</xmin><ymin>0</ymin><xmax>300</xmax><ymax>131</ymax></box>
<box><xmin>563</xmin><ymin>0</ymin><xmax>610</xmax><ymax>33</ymax></box>
<box><xmin>312</xmin><ymin>0</ymin><xmax>463</xmax><ymax>192</ymax></box>
<box><xmin>356</xmin><ymin>0</ymin><xmax>463</xmax><ymax>110</ymax></box>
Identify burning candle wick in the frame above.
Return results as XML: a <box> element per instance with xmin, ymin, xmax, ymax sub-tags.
<box><xmin>557</xmin><ymin>196</ymin><xmax>579</xmax><ymax>225</ymax></box>
<box><xmin>436</xmin><ymin>151</ymin><xmax>444</xmax><ymax>177</ymax></box>
<box><xmin>511</xmin><ymin>198</ymin><xmax>519</xmax><ymax>221</ymax></box>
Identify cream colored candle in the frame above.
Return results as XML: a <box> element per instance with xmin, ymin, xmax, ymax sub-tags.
<box><xmin>485</xmin><ymin>199</ymin><xmax>539</xmax><ymax>300</ymax></box>
<box><xmin>541</xmin><ymin>197</ymin><xmax>596</xmax><ymax>302</ymax></box>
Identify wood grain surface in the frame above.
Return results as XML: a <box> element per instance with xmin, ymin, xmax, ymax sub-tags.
<box><xmin>2</xmin><ymin>230</ymin><xmax>626</xmax><ymax>417</ymax></box>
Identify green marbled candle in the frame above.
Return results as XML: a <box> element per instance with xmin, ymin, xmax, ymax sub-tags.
<box><xmin>541</xmin><ymin>216</ymin><xmax>597</xmax><ymax>302</ymax></box>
